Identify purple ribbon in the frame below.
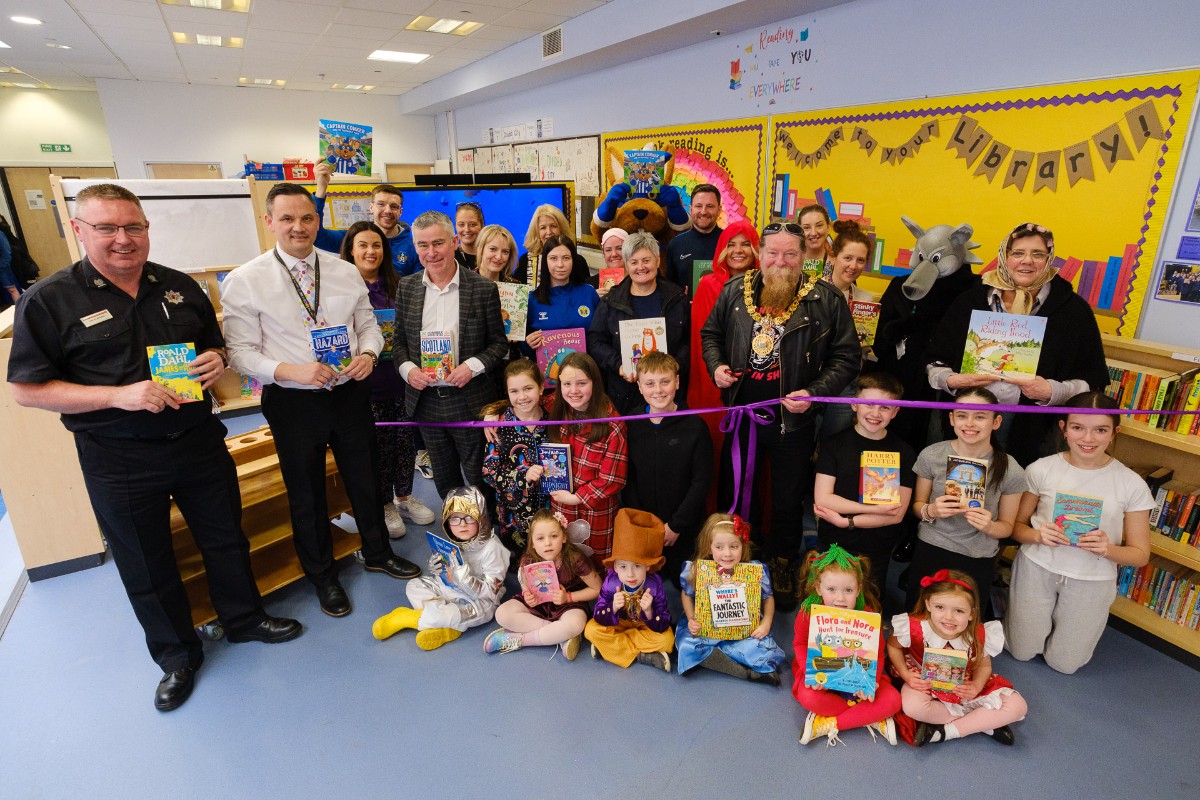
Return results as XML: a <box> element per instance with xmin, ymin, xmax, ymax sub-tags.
<box><xmin>718</xmin><ymin>404</ymin><xmax>776</xmax><ymax>521</ymax></box>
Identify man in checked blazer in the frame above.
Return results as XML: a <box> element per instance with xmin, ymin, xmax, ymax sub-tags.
<box><xmin>394</xmin><ymin>210</ymin><xmax>509</xmax><ymax>500</ymax></box>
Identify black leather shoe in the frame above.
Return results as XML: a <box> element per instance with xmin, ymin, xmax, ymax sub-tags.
<box><xmin>226</xmin><ymin>616</ymin><xmax>303</xmax><ymax>643</ymax></box>
<box><xmin>154</xmin><ymin>667</ymin><xmax>196</xmax><ymax>712</ymax></box>
<box><xmin>317</xmin><ymin>584</ymin><xmax>351</xmax><ymax>617</ymax></box>
<box><xmin>990</xmin><ymin>725</ymin><xmax>1016</xmax><ymax>746</ymax></box>
<box><xmin>364</xmin><ymin>555</ymin><xmax>421</xmax><ymax>580</ymax></box>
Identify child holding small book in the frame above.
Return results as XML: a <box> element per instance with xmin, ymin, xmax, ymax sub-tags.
<box><xmin>481</xmin><ymin>358</ymin><xmax>552</xmax><ymax>553</ymax></box>
<box><xmin>887</xmin><ymin>569</ymin><xmax>1027</xmax><ymax>746</ymax></box>
<box><xmin>371</xmin><ymin>486</ymin><xmax>510</xmax><ymax>651</ymax></box>
<box><xmin>676</xmin><ymin>513</ymin><xmax>785</xmax><ymax>685</ymax></box>
<box><xmin>549</xmin><ymin>352</ymin><xmax>628</xmax><ymax>561</ymax></box>
<box><xmin>623</xmin><ymin>351</ymin><xmax>713</xmax><ymax>587</ymax></box>
<box><xmin>584</xmin><ymin>508</ymin><xmax>675</xmax><ymax>671</ymax></box>
<box><xmin>812</xmin><ymin>372</ymin><xmax>916</xmax><ymax>595</ymax></box>
<box><xmin>1007</xmin><ymin>391</ymin><xmax>1153</xmax><ymax>674</ymax></box>
<box><xmin>484</xmin><ymin>509</ymin><xmax>602</xmax><ymax>658</ymax></box>
<box><xmin>907</xmin><ymin>388</ymin><xmax>1026</xmax><ymax>617</ymax></box>
<box><xmin>792</xmin><ymin>544</ymin><xmax>901</xmax><ymax>746</ymax></box>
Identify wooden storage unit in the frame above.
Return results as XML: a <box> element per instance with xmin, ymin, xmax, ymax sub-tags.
<box><xmin>169</xmin><ymin>425</ymin><xmax>357</xmax><ymax>626</ymax></box>
<box><xmin>1102</xmin><ymin>333</ymin><xmax>1200</xmax><ymax>657</ymax></box>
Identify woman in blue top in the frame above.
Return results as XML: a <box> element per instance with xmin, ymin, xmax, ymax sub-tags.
<box><xmin>524</xmin><ymin>234</ymin><xmax>598</xmax><ymax>354</ymax></box>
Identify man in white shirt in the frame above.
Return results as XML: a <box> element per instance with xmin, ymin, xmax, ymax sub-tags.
<box><xmin>222</xmin><ymin>183</ymin><xmax>420</xmax><ymax>618</ymax></box>
<box><xmin>393</xmin><ymin>211</ymin><xmax>508</xmax><ymax>499</ymax></box>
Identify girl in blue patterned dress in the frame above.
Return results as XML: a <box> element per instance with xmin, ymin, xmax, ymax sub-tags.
<box><xmin>676</xmin><ymin>513</ymin><xmax>786</xmax><ymax>684</ymax></box>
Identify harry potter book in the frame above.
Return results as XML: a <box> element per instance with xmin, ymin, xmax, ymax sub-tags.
<box><xmin>860</xmin><ymin>450</ymin><xmax>901</xmax><ymax>504</ymax></box>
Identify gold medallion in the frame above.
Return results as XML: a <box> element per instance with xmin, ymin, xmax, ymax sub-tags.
<box><xmin>752</xmin><ymin>331</ymin><xmax>775</xmax><ymax>356</ymax></box>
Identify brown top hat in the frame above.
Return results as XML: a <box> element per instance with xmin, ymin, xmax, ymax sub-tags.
<box><xmin>604</xmin><ymin>508</ymin><xmax>666</xmax><ymax>571</ymax></box>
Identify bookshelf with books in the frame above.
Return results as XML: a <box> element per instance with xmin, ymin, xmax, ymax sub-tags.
<box><xmin>1102</xmin><ymin>334</ymin><xmax>1200</xmax><ymax>656</ymax></box>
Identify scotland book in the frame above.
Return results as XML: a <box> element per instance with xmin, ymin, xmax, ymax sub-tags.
<box><xmin>1053</xmin><ymin>491</ymin><xmax>1104</xmax><ymax>545</ymax></box>
<box><xmin>804</xmin><ymin>605</ymin><xmax>882</xmax><ymax>699</ymax></box>
<box><xmin>618</xmin><ymin>317</ymin><xmax>667</xmax><ymax>376</ymax></box>
<box><xmin>693</xmin><ymin>560</ymin><xmax>763</xmax><ymax>640</ymax></box>
<box><xmin>537</xmin><ymin>443</ymin><xmax>573</xmax><ymax>494</ymax></box>
<box><xmin>522</xmin><ymin>560</ymin><xmax>561</xmax><ymax>605</ymax></box>
<box><xmin>146</xmin><ymin>342</ymin><xmax>202</xmax><ymax>403</ymax></box>
<box><xmin>420</xmin><ymin>330</ymin><xmax>456</xmax><ymax>384</ymax></box>
<box><xmin>946</xmin><ymin>455</ymin><xmax>988</xmax><ymax>509</ymax></box>
<box><xmin>311</xmin><ymin>325</ymin><xmax>351</xmax><ymax>371</ymax></box>
<box><xmin>860</xmin><ymin>450</ymin><xmax>901</xmax><ymax>504</ymax></box>
<box><xmin>426</xmin><ymin>531</ymin><xmax>464</xmax><ymax>589</ymax></box>
<box><xmin>961</xmin><ymin>310</ymin><xmax>1046</xmax><ymax>377</ymax></box>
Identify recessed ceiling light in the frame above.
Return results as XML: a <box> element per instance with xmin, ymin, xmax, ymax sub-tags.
<box><xmin>45</xmin><ymin>42</ymin><xmax>72</xmax><ymax>49</ymax></box>
<box><xmin>0</xmin><ymin>40</ymin><xmax>9</xmax><ymax>49</ymax></box>
<box><xmin>368</xmin><ymin>50</ymin><xmax>430</xmax><ymax>64</ymax></box>
<box><xmin>238</xmin><ymin>77</ymin><xmax>286</xmax><ymax>87</ymax></box>
<box><xmin>405</xmin><ymin>16</ymin><xmax>482</xmax><ymax>36</ymax></box>
<box><xmin>173</xmin><ymin>32</ymin><xmax>243</xmax><ymax>48</ymax></box>
<box><xmin>11</xmin><ymin>16</ymin><xmax>42</xmax><ymax>26</ymax></box>
<box><xmin>331</xmin><ymin>84</ymin><xmax>374</xmax><ymax>91</ymax></box>
<box><xmin>14</xmin><ymin>82</ymin><xmax>39</xmax><ymax>88</ymax></box>
<box><xmin>160</xmin><ymin>0</ymin><xmax>250</xmax><ymax>11</ymax></box>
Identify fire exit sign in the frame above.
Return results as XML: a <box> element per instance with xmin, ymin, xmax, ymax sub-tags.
<box><xmin>40</xmin><ymin>144</ymin><xmax>72</xmax><ymax>153</ymax></box>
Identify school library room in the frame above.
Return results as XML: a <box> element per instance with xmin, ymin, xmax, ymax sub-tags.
<box><xmin>1</xmin><ymin>0</ymin><xmax>1200</xmax><ymax>797</ymax></box>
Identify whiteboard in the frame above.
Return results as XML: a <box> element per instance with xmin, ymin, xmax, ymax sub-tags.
<box><xmin>59</xmin><ymin>179</ymin><xmax>262</xmax><ymax>271</ymax></box>
<box><xmin>459</xmin><ymin>135</ymin><xmax>601</xmax><ymax>196</ymax></box>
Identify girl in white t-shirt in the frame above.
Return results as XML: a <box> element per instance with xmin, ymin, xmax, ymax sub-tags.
<box><xmin>1007</xmin><ymin>391</ymin><xmax>1154</xmax><ymax>674</ymax></box>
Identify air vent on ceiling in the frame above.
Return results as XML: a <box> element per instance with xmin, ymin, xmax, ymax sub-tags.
<box><xmin>541</xmin><ymin>27</ymin><xmax>562</xmax><ymax>60</ymax></box>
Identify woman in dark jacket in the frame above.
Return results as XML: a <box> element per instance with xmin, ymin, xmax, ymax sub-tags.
<box><xmin>587</xmin><ymin>231</ymin><xmax>690</xmax><ymax>415</ymax></box>
<box><xmin>924</xmin><ymin>222</ymin><xmax>1108</xmax><ymax>466</ymax></box>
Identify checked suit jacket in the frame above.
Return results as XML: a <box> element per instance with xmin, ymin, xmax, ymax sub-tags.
<box><xmin>393</xmin><ymin>266</ymin><xmax>509</xmax><ymax>420</ymax></box>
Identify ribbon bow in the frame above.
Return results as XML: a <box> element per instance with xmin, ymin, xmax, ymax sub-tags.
<box><xmin>719</xmin><ymin>405</ymin><xmax>775</xmax><ymax>521</ymax></box>
<box><xmin>731</xmin><ymin>514</ymin><xmax>752</xmax><ymax>543</ymax></box>
<box><xmin>919</xmin><ymin>569</ymin><xmax>975</xmax><ymax>593</ymax></box>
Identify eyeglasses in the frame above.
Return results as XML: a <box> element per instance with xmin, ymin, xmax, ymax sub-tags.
<box><xmin>1008</xmin><ymin>249</ymin><xmax>1050</xmax><ymax>262</ymax></box>
<box><xmin>75</xmin><ymin>218</ymin><xmax>149</xmax><ymax>237</ymax></box>
<box><xmin>455</xmin><ymin>201</ymin><xmax>483</xmax><ymax>213</ymax></box>
<box><xmin>762</xmin><ymin>221</ymin><xmax>804</xmax><ymax>238</ymax></box>
<box><xmin>446</xmin><ymin>515</ymin><xmax>477</xmax><ymax>526</ymax></box>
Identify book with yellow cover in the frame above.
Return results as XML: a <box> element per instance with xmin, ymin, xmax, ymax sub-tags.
<box><xmin>693</xmin><ymin>560</ymin><xmax>763</xmax><ymax>640</ymax></box>
<box><xmin>146</xmin><ymin>342</ymin><xmax>202</xmax><ymax>403</ymax></box>
<box><xmin>860</xmin><ymin>450</ymin><xmax>901</xmax><ymax>504</ymax></box>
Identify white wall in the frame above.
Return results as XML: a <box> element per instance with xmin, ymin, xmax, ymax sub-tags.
<box><xmin>95</xmin><ymin>80</ymin><xmax>438</xmax><ymax>179</ymax></box>
<box><xmin>0</xmin><ymin>88</ymin><xmax>114</xmax><ymax>166</ymax></box>
<box><xmin>450</xmin><ymin>0</ymin><xmax>1200</xmax><ymax>345</ymax></box>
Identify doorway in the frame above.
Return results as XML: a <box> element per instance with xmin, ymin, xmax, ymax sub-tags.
<box><xmin>1</xmin><ymin>166</ymin><xmax>117</xmax><ymax>277</ymax></box>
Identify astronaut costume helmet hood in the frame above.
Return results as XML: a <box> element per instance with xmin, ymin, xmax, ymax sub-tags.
<box><xmin>440</xmin><ymin>486</ymin><xmax>493</xmax><ymax>549</ymax></box>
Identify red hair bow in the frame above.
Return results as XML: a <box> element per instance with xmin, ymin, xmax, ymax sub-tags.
<box><xmin>919</xmin><ymin>569</ymin><xmax>975</xmax><ymax>593</ymax></box>
<box><xmin>731</xmin><ymin>514</ymin><xmax>752</xmax><ymax>543</ymax></box>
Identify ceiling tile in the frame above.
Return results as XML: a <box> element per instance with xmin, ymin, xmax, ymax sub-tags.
<box><xmin>321</xmin><ymin>24</ymin><xmax>398</xmax><ymax>44</ymax></box>
<box><xmin>89</xmin><ymin>26</ymin><xmax>173</xmax><ymax>44</ymax></box>
<box><xmin>67</xmin><ymin>0</ymin><xmax>163</xmax><ymax>17</ymax></box>
<box><xmin>330</xmin><ymin>8</ymin><xmax>420</xmax><ymax>31</ymax></box>
<box><xmin>519</xmin><ymin>0</ymin><xmax>606</xmax><ymax>14</ymax></box>
<box><xmin>375</xmin><ymin>29</ymin><xmax>456</xmax><ymax>51</ymax></box>
<box><xmin>494</xmin><ymin>9</ymin><xmax>568</xmax><ymax>31</ymax></box>
<box><xmin>342</xmin><ymin>0</ymin><xmax>433</xmax><ymax>13</ymax></box>
<box><xmin>244</xmin><ymin>28</ymin><xmax>318</xmax><ymax>44</ymax></box>
<box><xmin>69</xmin><ymin>62</ymin><xmax>136</xmax><ymax>80</ymax></box>
<box><xmin>78</xmin><ymin>11</ymin><xmax>170</xmax><ymax>31</ymax></box>
<box><xmin>160</xmin><ymin>6</ymin><xmax>251</xmax><ymax>29</ymax></box>
<box><xmin>422</xmin><ymin>1</ymin><xmax>511</xmax><ymax>24</ymax></box>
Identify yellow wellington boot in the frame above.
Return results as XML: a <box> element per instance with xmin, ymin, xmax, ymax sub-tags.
<box><xmin>372</xmin><ymin>606</ymin><xmax>421</xmax><ymax>640</ymax></box>
<box><xmin>415</xmin><ymin>628</ymin><xmax>462</xmax><ymax>651</ymax></box>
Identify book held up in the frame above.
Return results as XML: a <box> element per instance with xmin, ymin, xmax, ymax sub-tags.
<box><xmin>804</xmin><ymin>605</ymin><xmax>881</xmax><ymax>699</ymax></box>
<box><xmin>860</xmin><ymin>450</ymin><xmax>901</xmax><ymax>505</ymax></box>
<box><xmin>420</xmin><ymin>330</ymin><xmax>456</xmax><ymax>384</ymax></box>
<box><xmin>147</xmin><ymin>342</ymin><xmax>202</xmax><ymax>403</ymax></box>
<box><xmin>692</xmin><ymin>560</ymin><xmax>763</xmax><ymax>640</ymax></box>
<box><xmin>618</xmin><ymin>317</ymin><xmax>667</xmax><ymax>376</ymax></box>
<box><xmin>1052</xmin><ymin>492</ymin><xmax>1104</xmax><ymax>545</ymax></box>
<box><xmin>961</xmin><ymin>310</ymin><xmax>1046</xmax><ymax>378</ymax></box>
<box><xmin>946</xmin><ymin>455</ymin><xmax>988</xmax><ymax>509</ymax></box>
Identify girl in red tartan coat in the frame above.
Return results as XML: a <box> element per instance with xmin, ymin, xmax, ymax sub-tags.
<box><xmin>548</xmin><ymin>352</ymin><xmax>628</xmax><ymax>562</ymax></box>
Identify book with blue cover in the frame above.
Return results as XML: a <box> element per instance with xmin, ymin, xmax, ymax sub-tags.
<box><xmin>538</xmin><ymin>443</ymin><xmax>573</xmax><ymax>494</ymax></box>
<box><xmin>1052</xmin><ymin>491</ymin><xmax>1104</xmax><ymax>545</ymax></box>
<box><xmin>426</xmin><ymin>531</ymin><xmax>464</xmax><ymax>589</ymax></box>
<box><xmin>373</xmin><ymin>309</ymin><xmax>396</xmax><ymax>360</ymax></box>
<box><xmin>146</xmin><ymin>342</ymin><xmax>202</xmax><ymax>403</ymax></box>
<box><xmin>310</xmin><ymin>325</ymin><xmax>351</xmax><ymax>370</ymax></box>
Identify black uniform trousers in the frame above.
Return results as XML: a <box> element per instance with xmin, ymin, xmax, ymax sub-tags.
<box><xmin>261</xmin><ymin>379</ymin><xmax>393</xmax><ymax>588</ymax></box>
<box><xmin>74</xmin><ymin>416</ymin><xmax>264</xmax><ymax>673</ymax></box>
<box><xmin>717</xmin><ymin>413</ymin><xmax>816</xmax><ymax>562</ymax></box>
<box><xmin>413</xmin><ymin>385</ymin><xmax>487</xmax><ymax>499</ymax></box>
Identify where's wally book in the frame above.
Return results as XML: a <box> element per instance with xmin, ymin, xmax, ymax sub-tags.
<box><xmin>618</xmin><ymin>317</ymin><xmax>667</xmax><ymax>376</ymax></box>
<box><xmin>537</xmin><ymin>443</ymin><xmax>573</xmax><ymax>494</ymax></box>
<box><xmin>961</xmin><ymin>310</ymin><xmax>1046</xmax><ymax>377</ymax></box>
<box><xmin>804</xmin><ymin>605</ymin><xmax>882</xmax><ymax>699</ymax></box>
<box><xmin>311</xmin><ymin>325</ymin><xmax>352</xmax><ymax>370</ymax></box>
<box><xmin>146</xmin><ymin>342</ymin><xmax>202</xmax><ymax>403</ymax></box>
<box><xmin>318</xmin><ymin>118</ymin><xmax>372</xmax><ymax>176</ymax></box>
<box><xmin>426</xmin><ymin>532</ymin><xmax>464</xmax><ymax>589</ymax></box>
<box><xmin>946</xmin><ymin>455</ymin><xmax>988</xmax><ymax>509</ymax></box>
<box><xmin>537</xmin><ymin>327</ymin><xmax>586</xmax><ymax>388</ymax></box>
<box><xmin>420</xmin><ymin>330</ymin><xmax>456</xmax><ymax>384</ymax></box>
<box><xmin>496</xmin><ymin>283</ymin><xmax>529</xmax><ymax>343</ymax></box>
<box><xmin>693</xmin><ymin>560</ymin><xmax>763</xmax><ymax>640</ymax></box>
<box><xmin>922</xmin><ymin>647</ymin><xmax>968</xmax><ymax>701</ymax></box>
<box><xmin>860</xmin><ymin>451</ymin><xmax>901</xmax><ymax>504</ymax></box>
<box><xmin>1053</xmin><ymin>491</ymin><xmax>1104</xmax><ymax>545</ymax></box>
<box><xmin>373</xmin><ymin>309</ymin><xmax>396</xmax><ymax>360</ymax></box>
<box><xmin>522</xmin><ymin>561</ymin><xmax>561</xmax><ymax>605</ymax></box>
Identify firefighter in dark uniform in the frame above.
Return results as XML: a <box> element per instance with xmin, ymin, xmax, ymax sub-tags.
<box><xmin>6</xmin><ymin>184</ymin><xmax>301</xmax><ymax>712</ymax></box>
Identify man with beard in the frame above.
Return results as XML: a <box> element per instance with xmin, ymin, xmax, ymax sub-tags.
<box><xmin>700</xmin><ymin>221</ymin><xmax>860</xmax><ymax>609</ymax></box>
<box><xmin>665</xmin><ymin>184</ymin><xmax>723</xmax><ymax>296</ymax></box>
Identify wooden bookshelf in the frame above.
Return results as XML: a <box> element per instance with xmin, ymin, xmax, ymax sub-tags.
<box><xmin>1104</xmin><ymin>334</ymin><xmax>1200</xmax><ymax>657</ymax></box>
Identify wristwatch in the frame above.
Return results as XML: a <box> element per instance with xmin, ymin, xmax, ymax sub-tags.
<box><xmin>846</xmin><ymin>514</ymin><xmax>856</xmax><ymax>530</ymax></box>
<box><xmin>362</xmin><ymin>350</ymin><xmax>378</xmax><ymax>368</ymax></box>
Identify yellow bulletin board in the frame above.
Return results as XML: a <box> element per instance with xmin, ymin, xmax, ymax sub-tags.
<box><xmin>602</xmin><ymin>118</ymin><xmax>769</xmax><ymax>229</ymax></box>
<box><xmin>767</xmin><ymin>70</ymin><xmax>1200</xmax><ymax>336</ymax></box>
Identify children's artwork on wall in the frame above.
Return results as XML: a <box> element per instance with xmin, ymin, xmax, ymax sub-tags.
<box><xmin>1185</xmin><ymin>177</ymin><xmax>1200</xmax><ymax>233</ymax></box>
<box><xmin>729</xmin><ymin>20</ymin><xmax>816</xmax><ymax>110</ymax></box>
<box><xmin>767</xmin><ymin>70</ymin><xmax>1200</xmax><ymax>336</ymax></box>
<box><xmin>602</xmin><ymin>118</ymin><xmax>768</xmax><ymax>229</ymax></box>
<box><xmin>1156</xmin><ymin>262</ymin><xmax>1200</xmax><ymax>305</ymax></box>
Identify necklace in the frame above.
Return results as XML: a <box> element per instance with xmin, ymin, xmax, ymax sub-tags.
<box><xmin>743</xmin><ymin>270</ymin><xmax>815</xmax><ymax>355</ymax></box>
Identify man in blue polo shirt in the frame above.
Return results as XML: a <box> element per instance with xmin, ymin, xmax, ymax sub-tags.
<box><xmin>312</xmin><ymin>162</ymin><xmax>421</xmax><ymax>275</ymax></box>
